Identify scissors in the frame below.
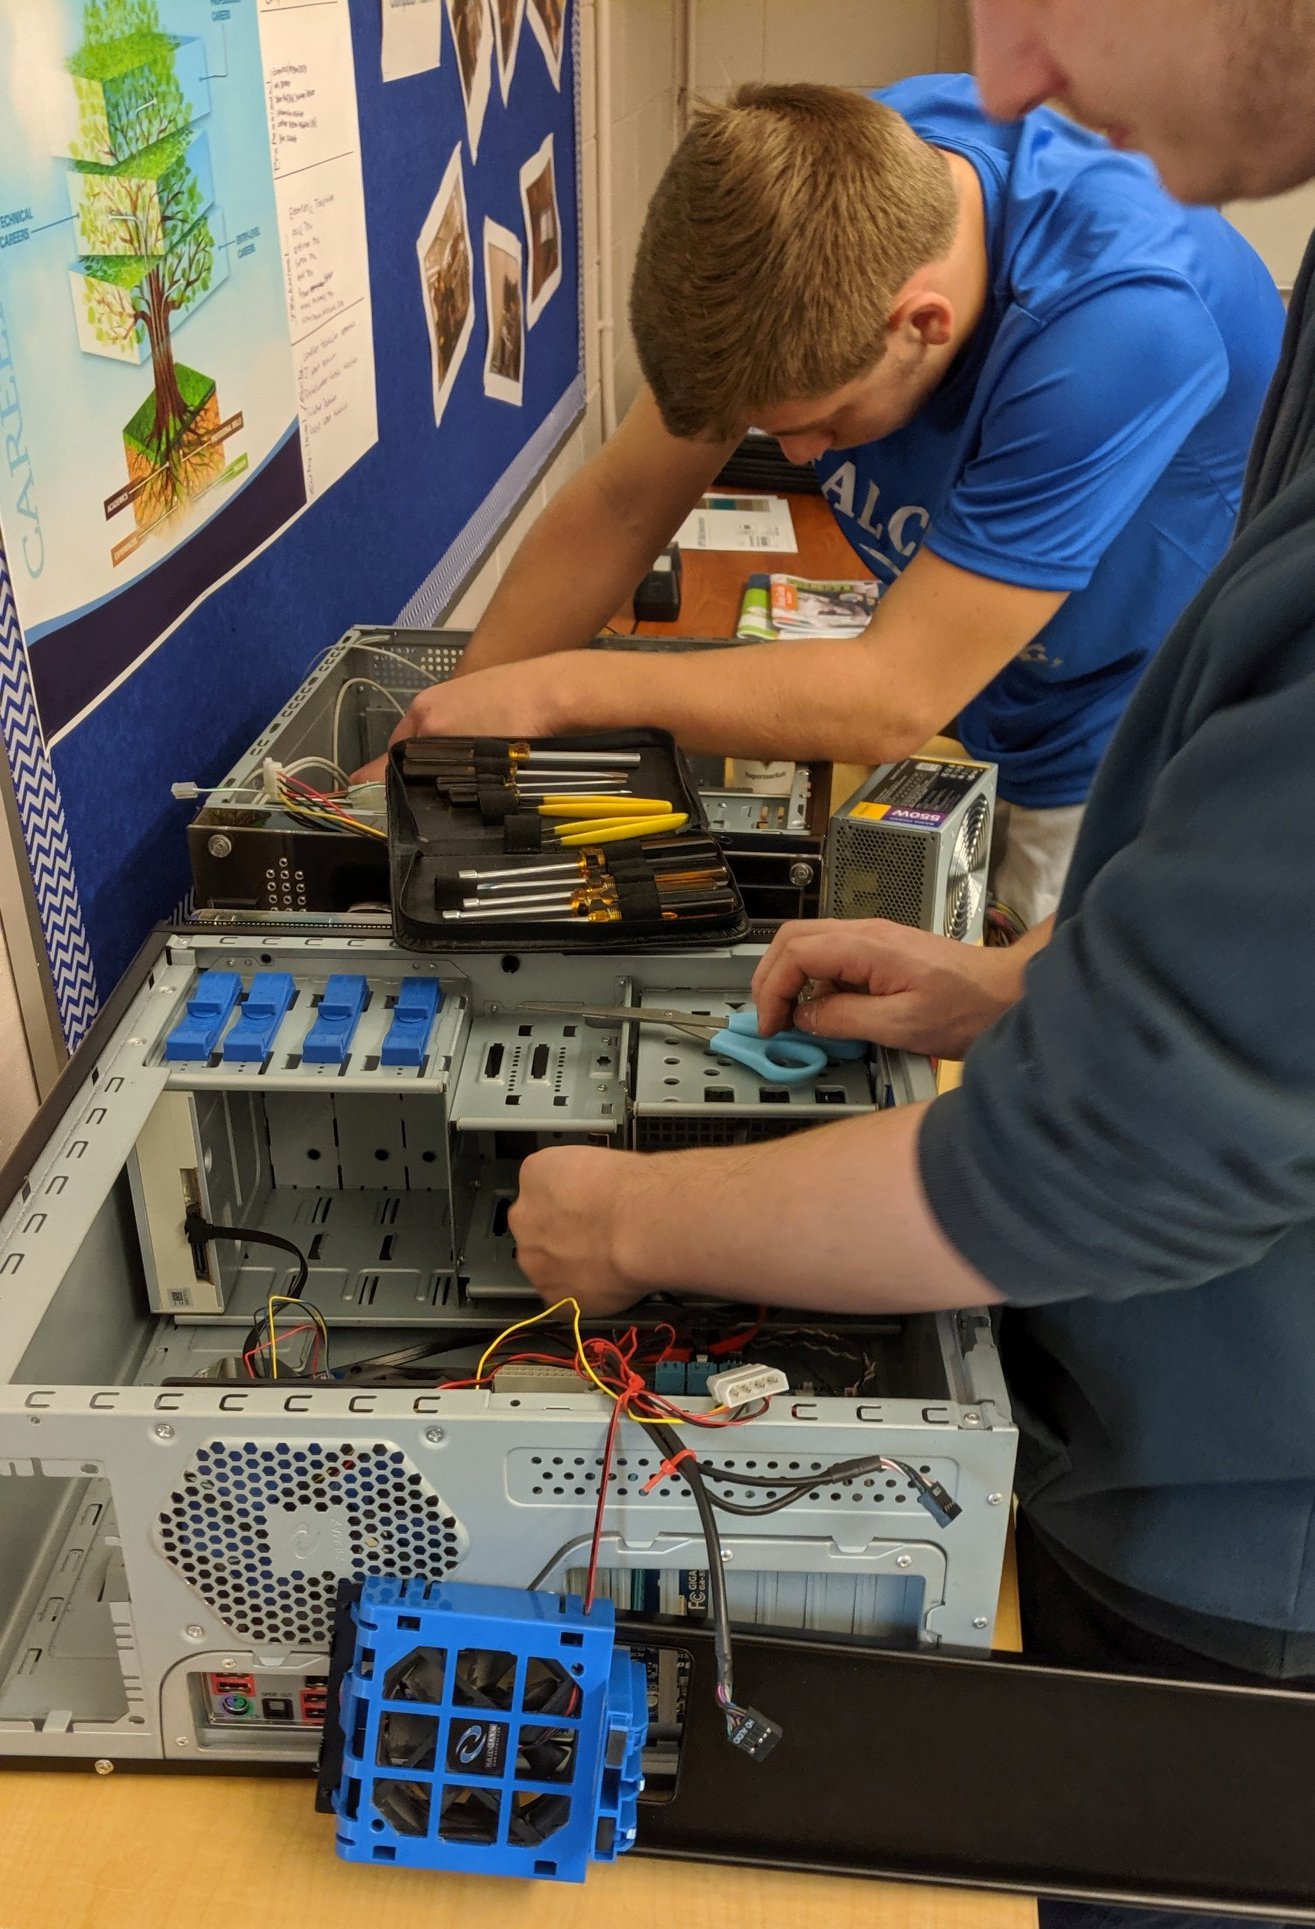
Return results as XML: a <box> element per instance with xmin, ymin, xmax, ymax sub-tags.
<box><xmin>515</xmin><ymin>1001</ymin><xmax>866</xmax><ymax>1087</ymax></box>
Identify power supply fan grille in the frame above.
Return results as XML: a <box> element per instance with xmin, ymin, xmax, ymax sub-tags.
<box><xmin>943</xmin><ymin>796</ymin><xmax>991</xmax><ymax>940</ymax></box>
<box><xmin>944</xmin><ymin>871</ymin><xmax>986</xmax><ymax>941</ymax></box>
<box><xmin>955</xmin><ymin>795</ymin><xmax>992</xmax><ymax>878</ymax></box>
<box><xmin>156</xmin><ymin>1440</ymin><xmax>466</xmax><ymax>1646</ymax></box>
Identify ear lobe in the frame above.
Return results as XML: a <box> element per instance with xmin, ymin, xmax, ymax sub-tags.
<box><xmin>890</xmin><ymin>293</ymin><xmax>952</xmax><ymax>354</ymax></box>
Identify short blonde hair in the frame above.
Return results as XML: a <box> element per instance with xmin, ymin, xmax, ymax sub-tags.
<box><xmin>630</xmin><ymin>84</ymin><xmax>958</xmax><ymax>439</ymax></box>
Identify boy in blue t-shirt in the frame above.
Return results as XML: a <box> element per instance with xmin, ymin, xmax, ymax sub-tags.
<box><xmin>374</xmin><ymin>78</ymin><xmax>1283</xmax><ymax>922</ymax></box>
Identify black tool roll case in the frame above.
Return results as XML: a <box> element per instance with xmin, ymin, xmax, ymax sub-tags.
<box><xmin>388</xmin><ymin>729</ymin><xmax>751</xmax><ymax>952</ymax></box>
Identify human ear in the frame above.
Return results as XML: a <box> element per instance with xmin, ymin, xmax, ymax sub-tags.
<box><xmin>890</xmin><ymin>291</ymin><xmax>955</xmax><ymax>350</ymax></box>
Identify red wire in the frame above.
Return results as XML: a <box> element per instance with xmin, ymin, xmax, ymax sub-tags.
<box><xmin>708</xmin><ymin>1306</ymin><xmax>767</xmax><ymax>1357</ymax></box>
<box><xmin>584</xmin><ymin>1395</ymin><xmax>624</xmax><ymax>1612</ymax></box>
<box><xmin>243</xmin><ymin>1319</ymin><xmax>320</xmax><ymax>1380</ymax></box>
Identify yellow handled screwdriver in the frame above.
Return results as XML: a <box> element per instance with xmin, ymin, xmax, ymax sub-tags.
<box><xmin>551</xmin><ymin>812</ymin><xmax>689</xmax><ymax>846</ymax></box>
<box><xmin>534</xmin><ymin>796</ymin><xmax>673</xmax><ymax>818</ymax></box>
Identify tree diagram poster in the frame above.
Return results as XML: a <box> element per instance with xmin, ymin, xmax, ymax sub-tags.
<box><xmin>0</xmin><ymin>0</ymin><xmax>305</xmax><ymax>742</ymax></box>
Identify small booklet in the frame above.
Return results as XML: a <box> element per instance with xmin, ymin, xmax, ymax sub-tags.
<box><xmin>674</xmin><ymin>493</ymin><xmax>798</xmax><ymax>552</ymax></box>
<box><xmin>736</xmin><ymin>573</ymin><xmax>881</xmax><ymax>641</ymax></box>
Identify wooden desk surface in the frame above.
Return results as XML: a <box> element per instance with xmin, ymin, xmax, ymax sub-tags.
<box><xmin>625</xmin><ymin>491</ymin><xmax>867</xmax><ymax>643</ymax></box>
<box><xmin>0</xmin><ymin>494</ymin><xmax>1033</xmax><ymax>1929</ymax></box>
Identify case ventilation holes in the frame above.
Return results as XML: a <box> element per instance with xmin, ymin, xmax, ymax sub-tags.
<box><xmin>156</xmin><ymin>1441</ymin><xmax>466</xmax><ymax>1646</ymax></box>
<box><xmin>833</xmin><ymin>830</ymin><xmax>925</xmax><ymax>924</ymax></box>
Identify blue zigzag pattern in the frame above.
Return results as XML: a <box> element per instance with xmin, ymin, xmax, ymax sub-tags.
<box><xmin>0</xmin><ymin>542</ymin><xmax>99</xmax><ymax>1049</ymax></box>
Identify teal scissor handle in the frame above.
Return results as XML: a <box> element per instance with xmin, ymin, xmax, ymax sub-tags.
<box><xmin>709</xmin><ymin>1009</ymin><xmax>866</xmax><ymax>1086</ymax></box>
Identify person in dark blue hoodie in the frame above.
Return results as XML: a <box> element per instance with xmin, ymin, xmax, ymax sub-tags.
<box><xmin>509</xmin><ymin>8</ymin><xmax>1315</xmax><ymax>1925</ymax></box>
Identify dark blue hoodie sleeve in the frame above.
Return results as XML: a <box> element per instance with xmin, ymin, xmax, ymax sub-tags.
<box><xmin>919</xmin><ymin>596</ymin><xmax>1315</xmax><ymax>1305</ymax></box>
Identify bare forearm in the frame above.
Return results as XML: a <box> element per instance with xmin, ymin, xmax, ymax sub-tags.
<box><xmin>547</xmin><ymin>636</ymin><xmax>932</xmax><ymax>761</ymax></box>
<box><xmin>611</xmin><ymin>1102</ymin><xmax>1000</xmax><ymax>1313</ymax></box>
<box><xmin>457</xmin><ymin>469</ymin><xmax>663</xmax><ymax>676</ymax></box>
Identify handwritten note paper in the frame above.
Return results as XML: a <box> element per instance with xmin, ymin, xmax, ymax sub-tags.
<box><xmin>258</xmin><ymin>0</ymin><xmax>378</xmax><ymax>499</ymax></box>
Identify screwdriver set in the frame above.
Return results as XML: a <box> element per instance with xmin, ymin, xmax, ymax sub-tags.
<box><xmin>186</xmin><ymin>627</ymin><xmax>831</xmax><ymax>932</ymax></box>
<box><xmin>388</xmin><ymin>730</ymin><xmax>749</xmax><ymax>950</ymax></box>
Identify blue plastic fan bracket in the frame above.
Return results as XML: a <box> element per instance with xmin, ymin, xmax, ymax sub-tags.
<box><xmin>332</xmin><ymin>1578</ymin><xmax>647</xmax><ymax>1884</ymax></box>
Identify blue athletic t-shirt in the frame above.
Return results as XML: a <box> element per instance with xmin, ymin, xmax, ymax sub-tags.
<box><xmin>814</xmin><ymin>75</ymin><xmax>1284</xmax><ymax>808</ymax></box>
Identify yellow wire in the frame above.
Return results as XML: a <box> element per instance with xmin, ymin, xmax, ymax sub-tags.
<box><xmin>472</xmin><ymin>1295</ymin><xmax>733</xmax><ymax>1425</ymax></box>
<box><xmin>277</xmin><ymin>783</ymin><xmax>387</xmax><ymax>842</ymax></box>
<box><xmin>266</xmin><ymin>1293</ymin><xmax>314</xmax><ymax>1380</ymax></box>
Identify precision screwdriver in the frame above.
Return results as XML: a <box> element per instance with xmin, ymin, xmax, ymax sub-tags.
<box><xmin>403</xmin><ymin>739</ymin><xmax>644</xmax><ymax>769</ymax></box>
<box><xmin>442</xmin><ymin>896</ymin><xmax>732</xmax><ymax>923</ymax></box>
<box><xmin>465</xmin><ymin>863</ymin><xmax>729</xmax><ymax>906</ymax></box>
<box><xmin>459</xmin><ymin>873</ymin><xmax>731</xmax><ymax>912</ymax></box>
<box><xmin>458</xmin><ymin>836</ymin><xmax>723</xmax><ymax>887</ymax></box>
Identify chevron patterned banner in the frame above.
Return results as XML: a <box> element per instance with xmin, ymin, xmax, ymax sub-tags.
<box><xmin>0</xmin><ymin>536</ymin><xmax>98</xmax><ymax>1049</ymax></box>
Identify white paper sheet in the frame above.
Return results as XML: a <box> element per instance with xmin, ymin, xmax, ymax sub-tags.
<box><xmin>674</xmin><ymin>493</ymin><xmax>798</xmax><ymax>553</ymax></box>
<box><xmin>381</xmin><ymin>0</ymin><xmax>443</xmax><ymax>81</ymax></box>
<box><xmin>259</xmin><ymin>0</ymin><xmax>378</xmax><ymax>499</ymax></box>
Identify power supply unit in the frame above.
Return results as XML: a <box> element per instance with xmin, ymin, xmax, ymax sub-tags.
<box><xmin>823</xmin><ymin>757</ymin><xmax>996</xmax><ymax>942</ymax></box>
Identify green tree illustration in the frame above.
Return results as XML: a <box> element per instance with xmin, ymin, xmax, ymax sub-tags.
<box><xmin>67</xmin><ymin>0</ymin><xmax>217</xmax><ymax>512</ymax></box>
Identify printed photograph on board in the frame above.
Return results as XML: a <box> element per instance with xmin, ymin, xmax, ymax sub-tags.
<box><xmin>526</xmin><ymin>0</ymin><xmax>566</xmax><ymax>90</ymax></box>
<box><xmin>483</xmin><ymin>217</ymin><xmax>524</xmax><ymax>406</ymax></box>
<box><xmin>519</xmin><ymin>131</ymin><xmax>562</xmax><ymax>327</ymax></box>
<box><xmin>417</xmin><ymin>145</ymin><xmax>475</xmax><ymax>426</ymax></box>
<box><xmin>446</xmin><ymin>0</ymin><xmax>493</xmax><ymax>158</ymax></box>
<box><xmin>493</xmin><ymin>0</ymin><xmax>525</xmax><ymax>103</ymax></box>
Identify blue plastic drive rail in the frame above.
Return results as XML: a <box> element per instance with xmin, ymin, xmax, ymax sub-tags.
<box><xmin>334</xmin><ymin>1578</ymin><xmax>647</xmax><ymax>1884</ymax></box>
<box><xmin>164</xmin><ymin>969</ymin><xmax>244</xmax><ymax>1062</ymax></box>
<box><xmin>221</xmin><ymin>972</ymin><xmax>296</xmax><ymax>1064</ymax></box>
<box><xmin>302</xmin><ymin>974</ymin><xmax>369</xmax><ymax>1065</ymax></box>
<box><xmin>380</xmin><ymin>978</ymin><xmax>443</xmax><ymax>1067</ymax></box>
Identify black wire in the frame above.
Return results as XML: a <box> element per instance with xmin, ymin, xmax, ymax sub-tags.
<box><xmin>693</xmin><ymin>1453</ymin><xmax>936</xmax><ymax>1517</ymax></box>
<box><xmin>184</xmin><ymin>1211</ymin><xmax>312</xmax><ymax>1376</ymax></box>
<box><xmin>636</xmin><ymin>1419</ymin><xmax>737</xmax><ymax>1710</ymax></box>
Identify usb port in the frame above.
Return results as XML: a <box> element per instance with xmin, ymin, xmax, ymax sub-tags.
<box><xmin>300</xmin><ymin>1689</ymin><xmax>328</xmax><ymax>1725</ymax></box>
<box><xmin>210</xmin><ymin>1672</ymin><xmax>255</xmax><ymax>1696</ymax></box>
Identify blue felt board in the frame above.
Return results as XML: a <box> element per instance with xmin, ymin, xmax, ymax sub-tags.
<box><xmin>0</xmin><ymin>0</ymin><xmax>583</xmax><ymax>1041</ymax></box>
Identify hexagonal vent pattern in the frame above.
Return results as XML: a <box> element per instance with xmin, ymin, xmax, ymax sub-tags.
<box><xmin>156</xmin><ymin>1439</ymin><xmax>466</xmax><ymax>1645</ymax></box>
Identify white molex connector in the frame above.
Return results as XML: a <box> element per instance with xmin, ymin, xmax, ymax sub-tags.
<box><xmin>706</xmin><ymin>1363</ymin><xmax>790</xmax><ymax>1409</ymax></box>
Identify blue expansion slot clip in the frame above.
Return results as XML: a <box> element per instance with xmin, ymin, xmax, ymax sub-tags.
<box><xmin>164</xmin><ymin>969</ymin><xmax>243</xmax><ymax>1062</ymax></box>
<box><xmin>222</xmin><ymin>972</ymin><xmax>296</xmax><ymax>1063</ymax></box>
<box><xmin>302</xmin><ymin>974</ymin><xmax>369</xmax><ymax>1065</ymax></box>
<box><xmin>381</xmin><ymin>978</ymin><xmax>443</xmax><ymax>1067</ymax></box>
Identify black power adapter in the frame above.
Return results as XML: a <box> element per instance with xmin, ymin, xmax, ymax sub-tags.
<box><xmin>633</xmin><ymin>543</ymin><xmax>683</xmax><ymax>622</ymax></box>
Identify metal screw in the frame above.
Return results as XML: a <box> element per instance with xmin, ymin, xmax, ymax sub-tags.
<box><xmin>184</xmin><ymin>1625</ymin><xmax>204</xmax><ymax>1641</ymax></box>
<box><xmin>987</xmin><ymin>1492</ymin><xmax>1004</xmax><ymax>1506</ymax></box>
<box><xmin>220</xmin><ymin>1659</ymin><xmax>237</xmax><ymax>1671</ymax></box>
<box><xmin>788</xmin><ymin>862</ymin><xmax>815</xmax><ymax>888</ymax></box>
<box><xmin>207</xmin><ymin>834</ymin><xmax>233</xmax><ymax>860</ymax></box>
<box><xmin>973</xmin><ymin>1616</ymin><xmax>989</xmax><ymax>1630</ymax></box>
<box><xmin>720</xmin><ymin>1548</ymin><xmax>733</xmax><ymax>1562</ymax></box>
<box><xmin>961</xmin><ymin>1413</ymin><xmax>981</xmax><ymax>1427</ymax></box>
<box><xmin>174</xmin><ymin>1737</ymin><xmax>190</xmax><ymax>1748</ymax></box>
<box><xmin>93</xmin><ymin>1759</ymin><xmax>114</xmax><ymax>1777</ymax></box>
<box><xmin>424</xmin><ymin>1427</ymin><xmax>445</xmax><ymax>1444</ymax></box>
<box><xmin>153</xmin><ymin>1422</ymin><xmax>175</xmax><ymax>1441</ymax></box>
<box><xmin>896</xmin><ymin>1554</ymin><xmax>912</xmax><ymax>1569</ymax></box>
